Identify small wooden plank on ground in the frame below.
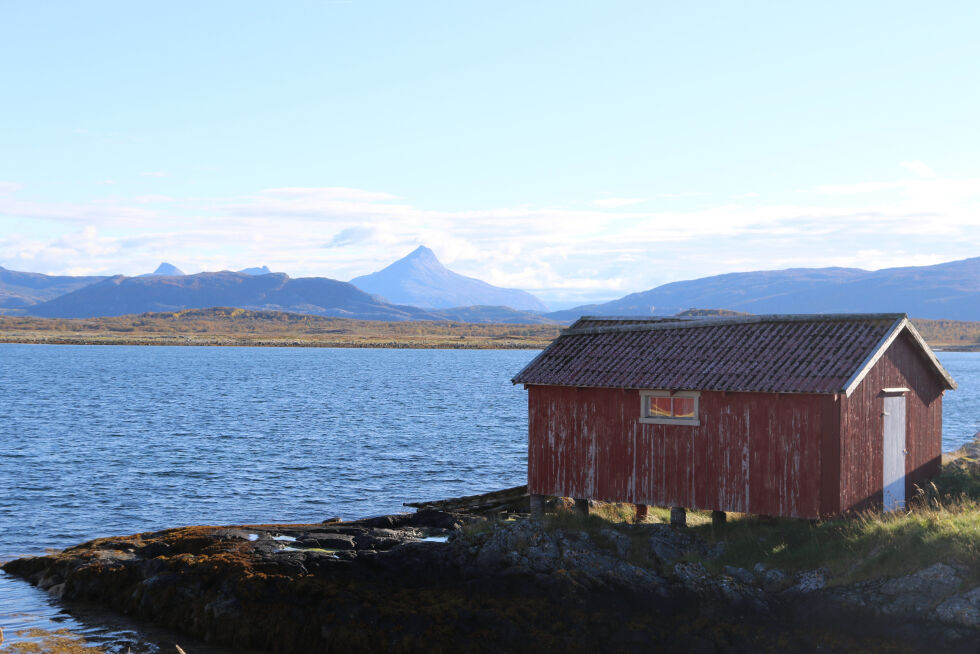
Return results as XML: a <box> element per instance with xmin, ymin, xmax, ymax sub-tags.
<box><xmin>405</xmin><ymin>485</ymin><xmax>529</xmax><ymax>513</ymax></box>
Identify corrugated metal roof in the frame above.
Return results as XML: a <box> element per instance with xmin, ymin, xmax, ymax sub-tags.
<box><xmin>512</xmin><ymin>313</ymin><xmax>955</xmax><ymax>394</ymax></box>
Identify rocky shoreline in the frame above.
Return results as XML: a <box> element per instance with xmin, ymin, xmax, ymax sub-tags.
<box><xmin>4</xmin><ymin>506</ymin><xmax>979</xmax><ymax>653</ymax></box>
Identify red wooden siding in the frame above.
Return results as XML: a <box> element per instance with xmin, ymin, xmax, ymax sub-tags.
<box><xmin>839</xmin><ymin>331</ymin><xmax>944</xmax><ymax>512</ymax></box>
<box><xmin>528</xmin><ymin>386</ymin><xmax>835</xmax><ymax>519</ymax></box>
<box><xmin>522</xmin><ymin>316</ymin><xmax>952</xmax><ymax>520</ymax></box>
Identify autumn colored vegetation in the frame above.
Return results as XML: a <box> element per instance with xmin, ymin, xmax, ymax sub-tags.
<box><xmin>0</xmin><ymin>307</ymin><xmax>977</xmax><ymax>350</ymax></box>
<box><xmin>908</xmin><ymin>318</ymin><xmax>980</xmax><ymax>351</ymax></box>
<box><xmin>0</xmin><ymin>307</ymin><xmax>560</xmax><ymax>349</ymax></box>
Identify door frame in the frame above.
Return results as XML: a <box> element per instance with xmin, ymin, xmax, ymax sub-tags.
<box><xmin>881</xmin><ymin>387</ymin><xmax>909</xmax><ymax>512</ymax></box>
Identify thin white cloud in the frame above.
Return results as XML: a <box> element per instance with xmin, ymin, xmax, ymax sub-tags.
<box><xmin>900</xmin><ymin>160</ymin><xmax>936</xmax><ymax>178</ymax></box>
<box><xmin>591</xmin><ymin>197</ymin><xmax>646</xmax><ymax>208</ymax></box>
<box><xmin>0</xmin><ymin>181</ymin><xmax>24</xmax><ymax>194</ymax></box>
<box><xmin>0</xmin><ymin>194</ymin><xmax>162</xmax><ymax>224</ymax></box>
<box><xmin>2</xmin><ymin>173</ymin><xmax>978</xmax><ymax>304</ymax></box>
<box><xmin>325</xmin><ymin>226</ymin><xmax>375</xmax><ymax>248</ymax></box>
<box><xmin>816</xmin><ymin>181</ymin><xmax>903</xmax><ymax>194</ymax></box>
<box><xmin>263</xmin><ymin>187</ymin><xmax>398</xmax><ymax>202</ymax></box>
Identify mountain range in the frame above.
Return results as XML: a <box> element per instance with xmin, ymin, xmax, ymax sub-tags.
<box><xmin>2</xmin><ymin>251</ymin><xmax>979</xmax><ymax>323</ymax></box>
<box><xmin>140</xmin><ymin>262</ymin><xmax>273</xmax><ymax>277</ymax></box>
<box><xmin>0</xmin><ymin>266</ymin><xmax>109</xmax><ymax>310</ymax></box>
<box><xmin>548</xmin><ymin>257</ymin><xmax>980</xmax><ymax>322</ymax></box>
<box><xmin>27</xmin><ymin>271</ymin><xmax>445</xmax><ymax>321</ymax></box>
<box><xmin>3</xmin><ymin>249</ymin><xmax>552</xmax><ymax>323</ymax></box>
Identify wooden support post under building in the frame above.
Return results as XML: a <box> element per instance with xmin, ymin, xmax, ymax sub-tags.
<box><xmin>574</xmin><ymin>498</ymin><xmax>590</xmax><ymax>516</ymax></box>
<box><xmin>529</xmin><ymin>494</ymin><xmax>545</xmax><ymax>519</ymax></box>
<box><xmin>670</xmin><ymin>506</ymin><xmax>687</xmax><ymax>527</ymax></box>
<box><xmin>634</xmin><ymin>503</ymin><xmax>648</xmax><ymax>523</ymax></box>
<box><xmin>711</xmin><ymin>510</ymin><xmax>727</xmax><ymax>527</ymax></box>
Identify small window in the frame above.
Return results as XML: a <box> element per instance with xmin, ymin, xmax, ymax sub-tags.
<box><xmin>639</xmin><ymin>391</ymin><xmax>700</xmax><ymax>425</ymax></box>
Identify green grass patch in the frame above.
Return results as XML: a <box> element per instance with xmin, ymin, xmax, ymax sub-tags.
<box><xmin>692</xmin><ymin>489</ymin><xmax>980</xmax><ymax>585</ymax></box>
<box><xmin>464</xmin><ymin>460</ymin><xmax>980</xmax><ymax>586</ymax></box>
<box><xmin>460</xmin><ymin>517</ymin><xmax>495</xmax><ymax>539</ymax></box>
<box><xmin>938</xmin><ymin>453</ymin><xmax>980</xmax><ymax>500</ymax></box>
<box><xmin>542</xmin><ymin>501</ymin><xmax>642</xmax><ymax>534</ymax></box>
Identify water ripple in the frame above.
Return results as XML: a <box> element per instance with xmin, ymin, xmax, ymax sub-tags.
<box><xmin>0</xmin><ymin>345</ymin><xmax>975</xmax><ymax>650</ymax></box>
<box><xmin>0</xmin><ymin>344</ymin><xmax>536</xmax><ymax>649</ymax></box>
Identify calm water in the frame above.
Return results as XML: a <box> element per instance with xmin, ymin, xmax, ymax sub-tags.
<box><xmin>0</xmin><ymin>345</ymin><xmax>977</xmax><ymax>652</ymax></box>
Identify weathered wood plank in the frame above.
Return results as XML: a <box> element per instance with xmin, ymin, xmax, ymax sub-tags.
<box><xmin>404</xmin><ymin>485</ymin><xmax>529</xmax><ymax>512</ymax></box>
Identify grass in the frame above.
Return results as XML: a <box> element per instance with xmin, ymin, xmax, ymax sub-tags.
<box><xmin>471</xmin><ymin>453</ymin><xmax>980</xmax><ymax>586</ymax></box>
<box><xmin>690</xmin><ymin>458</ymin><xmax>980</xmax><ymax>584</ymax></box>
<box><xmin>692</xmin><ymin>498</ymin><xmax>980</xmax><ymax>585</ymax></box>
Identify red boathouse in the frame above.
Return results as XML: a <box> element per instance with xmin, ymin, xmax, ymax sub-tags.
<box><xmin>512</xmin><ymin>314</ymin><xmax>957</xmax><ymax>519</ymax></box>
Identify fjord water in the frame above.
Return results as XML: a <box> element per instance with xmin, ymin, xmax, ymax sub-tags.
<box><xmin>0</xmin><ymin>345</ymin><xmax>977</xmax><ymax>652</ymax></box>
<box><xmin>0</xmin><ymin>345</ymin><xmax>535</xmax><ymax>652</ymax></box>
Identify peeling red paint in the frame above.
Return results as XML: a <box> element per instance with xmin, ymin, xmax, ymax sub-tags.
<box><xmin>839</xmin><ymin>331</ymin><xmax>944</xmax><ymax>512</ymax></box>
<box><xmin>527</xmin><ymin>332</ymin><xmax>946</xmax><ymax>519</ymax></box>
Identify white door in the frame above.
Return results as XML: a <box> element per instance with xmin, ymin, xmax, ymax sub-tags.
<box><xmin>882</xmin><ymin>394</ymin><xmax>907</xmax><ymax>511</ymax></box>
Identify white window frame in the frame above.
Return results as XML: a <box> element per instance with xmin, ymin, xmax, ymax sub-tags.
<box><xmin>639</xmin><ymin>390</ymin><xmax>700</xmax><ymax>426</ymax></box>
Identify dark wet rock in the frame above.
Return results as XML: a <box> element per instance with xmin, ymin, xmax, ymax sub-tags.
<box><xmin>673</xmin><ymin>561</ymin><xmax>711</xmax><ymax>591</ymax></box>
<box><xmin>723</xmin><ymin>565</ymin><xmax>756</xmax><ymax>585</ymax></box>
<box><xmin>790</xmin><ymin>569</ymin><xmax>828</xmax><ymax>593</ymax></box>
<box><xmin>98</xmin><ymin>540</ymin><xmax>139</xmax><ymax>552</ymax></box>
<box><xmin>139</xmin><ymin>541</ymin><xmax>171</xmax><ymax>558</ymax></box>
<box><xmin>598</xmin><ymin>528</ymin><xmax>632</xmax><ymax>558</ymax></box>
<box><xmin>936</xmin><ymin>587</ymin><xmax>980</xmax><ymax>628</ymax></box>
<box><xmin>762</xmin><ymin>568</ymin><xmax>791</xmax><ymax>593</ymax></box>
<box><xmin>352</xmin><ymin>529</ymin><xmax>413</xmax><ymax>551</ymax></box>
<box><xmin>353</xmin><ymin>514</ymin><xmax>405</xmax><ymax>529</ymax></box>
<box><xmin>880</xmin><ymin>562</ymin><xmax>963</xmax><ymax>601</ymax></box>
<box><xmin>354</xmin><ymin>510</ymin><xmax>474</xmax><ymax>531</ymax></box>
<box><xmin>296</xmin><ymin>533</ymin><xmax>356</xmax><ymax>550</ymax></box>
<box><xmin>211</xmin><ymin>528</ymin><xmax>253</xmax><ymax>540</ymax></box>
<box><xmin>647</xmin><ymin>523</ymin><xmax>714</xmax><ymax>563</ymax></box>
<box><xmin>671</xmin><ymin>560</ymin><xmax>769</xmax><ymax>618</ymax></box>
<box><xmin>873</xmin><ymin>562</ymin><xmax>965</xmax><ymax>616</ymax></box>
<box><xmin>249</xmin><ymin>541</ymin><xmax>283</xmax><ymax>557</ymax></box>
<box><xmin>3</xmin><ymin>514</ymin><xmax>978</xmax><ymax>653</ymax></box>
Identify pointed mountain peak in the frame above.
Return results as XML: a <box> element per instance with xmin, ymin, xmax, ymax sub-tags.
<box><xmin>405</xmin><ymin>245</ymin><xmax>440</xmax><ymax>264</ymax></box>
<box><xmin>149</xmin><ymin>262</ymin><xmax>184</xmax><ymax>276</ymax></box>
<box><xmin>349</xmin><ymin>246</ymin><xmax>548</xmax><ymax>311</ymax></box>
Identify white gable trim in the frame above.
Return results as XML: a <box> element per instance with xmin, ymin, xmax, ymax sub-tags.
<box><xmin>842</xmin><ymin>317</ymin><xmax>958</xmax><ymax>397</ymax></box>
<box><xmin>901</xmin><ymin>319</ymin><xmax>958</xmax><ymax>390</ymax></box>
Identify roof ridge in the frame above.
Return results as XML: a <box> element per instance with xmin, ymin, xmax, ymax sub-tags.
<box><xmin>565</xmin><ymin>313</ymin><xmax>907</xmax><ymax>336</ymax></box>
<box><xmin>513</xmin><ymin>312</ymin><xmax>956</xmax><ymax>393</ymax></box>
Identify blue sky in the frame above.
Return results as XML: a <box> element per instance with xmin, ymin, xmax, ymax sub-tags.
<box><xmin>2</xmin><ymin>1</ymin><xmax>978</xmax><ymax>309</ymax></box>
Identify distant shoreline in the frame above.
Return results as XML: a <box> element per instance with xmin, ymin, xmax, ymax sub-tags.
<box><xmin>2</xmin><ymin>308</ymin><xmax>978</xmax><ymax>351</ymax></box>
<box><xmin>0</xmin><ymin>308</ymin><xmax>559</xmax><ymax>349</ymax></box>
<box><xmin>3</xmin><ymin>334</ymin><xmax>977</xmax><ymax>351</ymax></box>
<box><xmin>0</xmin><ymin>333</ymin><xmax>549</xmax><ymax>349</ymax></box>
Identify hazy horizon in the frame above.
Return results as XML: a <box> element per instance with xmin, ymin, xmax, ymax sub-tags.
<box><xmin>2</xmin><ymin>1</ymin><xmax>978</xmax><ymax>307</ymax></box>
